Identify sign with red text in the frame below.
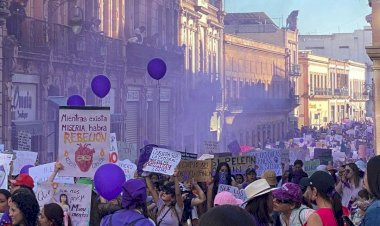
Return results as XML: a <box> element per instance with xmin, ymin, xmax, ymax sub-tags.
<box><xmin>143</xmin><ymin>148</ymin><xmax>181</xmax><ymax>175</ymax></box>
<box><xmin>117</xmin><ymin>159</ymin><xmax>137</xmax><ymax>181</ymax></box>
<box><xmin>109</xmin><ymin>133</ymin><xmax>118</xmax><ymax>163</ymax></box>
<box><xmin>58</xmin><ymin>107</ymin><xmax>110</xmax><ymax>178</ymax></box>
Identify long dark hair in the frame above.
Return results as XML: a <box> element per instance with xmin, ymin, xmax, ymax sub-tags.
<box><xmin>212</xmin><ymin>162</ymin><xmax>232</xmax><ymax>199</ymax></box>
<box><xmin>346</xmin><ymin>163</ymin><xmax>360</xmax><ymax>188</ymax></box>
<box><xmin>367</xmin><ymin>156</ymin><xmax>380</xmax><ymax>199</ymax></box>
<box><xmin>11</xmin><ymin>188</ymin><xmax>40</xmax><ymax>226</ymax></box>
<box><xmin>313</xmin><ymin>186</ymin><xmax>344</xmax><ymax>226</ymax></box>
<box><xmin>245</xmin><ymin>193</ymin><xmax>273</xmax><ymax>225</ymax></box>
<box><xmin>44</xmin><ymin>203</ymin><xmax>73</xmax><ymax>226</ymax></box>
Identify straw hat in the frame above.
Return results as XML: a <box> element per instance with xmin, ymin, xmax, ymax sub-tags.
<box><xmin>244</xmin><ymin>179</ymin><xmax>276</xmax><ymax>202</ymax></box>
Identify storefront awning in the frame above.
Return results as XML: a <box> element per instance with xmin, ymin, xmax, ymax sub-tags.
<box><xmin>48</xmin><ymin>96</ymin><xmax>67</xmax><ymax>106</ymax></box>
<box><xmin>12</xmin><ymin>120</ymin><xmax>44</xmax><ymax>136</ymax></box>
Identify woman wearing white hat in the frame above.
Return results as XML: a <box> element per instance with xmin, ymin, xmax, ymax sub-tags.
<box><xmin>244</xmin><ymin>179</ymin><xmax>277</xmax><ymax>226</ymax></box>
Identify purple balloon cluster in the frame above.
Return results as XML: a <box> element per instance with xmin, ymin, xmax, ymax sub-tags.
<box><xmin>67</xmin><ymin>75</ymin><xmax>111</xmax><ymax>107</ymax></box>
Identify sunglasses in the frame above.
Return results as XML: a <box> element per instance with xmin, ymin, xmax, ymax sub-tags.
<box><xmin>274</xmin><ymin>198</ymin><xmax>291</xmax><ymax>204</ymax></box>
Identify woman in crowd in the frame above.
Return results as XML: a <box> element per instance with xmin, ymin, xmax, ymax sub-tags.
<box><xmin>0</xmin><ymin>189</ymin><xmax>11</xmax><ymax>226</ymax></box>
<box><xmin>207</xmin><ymin>162</ymin><xmax>235</xmax><ymax>208</ymax></box>
<box><xmin>9</xmin><ymin>188</ymin><xmax>39</xmax><ymax>226</ymax></box>
<box><xmin>304</xmin><ymin>171</ymin><xmax>344</xmax><ymax>226</ymax></box>
<box><xmin>100</xmin><ymin>179</ymin><xmax>155</xmax><ymax>226</ymax></box>
<box><xmin>336</xmin><ymin>163</ymin><xmax>362</xmax><ymax>208</ymax></box>
<box><xmin>146</xmin><ymin>169</ymin><xmax>183</xmax><ymax>226</ymax></box>
<box><xmin>244</xmin><ymin>179</ymin><xmax>276</xmax><ymax>226</ymax></box>
<box><xmin>199</xmin><ymin>205</ymin><xmax>256</xmax><ymax>226</ymax></box>
<box><xmin>272</xmin><ymin>182</ymin><xmax>314</xmax><ymax>226</ymax></box>
<box><xmin>360</xmin><ymin>155</ymin><xmax>380</xmax><ymax>225</ymax></box>
<box><xmin>38</xmin><ymin>203</ymin><xmax>72</xmax><ymax>226</ymax></box>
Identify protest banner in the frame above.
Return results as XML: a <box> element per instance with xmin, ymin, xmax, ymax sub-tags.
<box><xmin>217</xmin><ymin>184</ymin><xmax>247</xmax><ymax>202</ymax></box>
<box><xmin>109</xmin><ymin>133</ymin><xmax>118</xmax><ymax>163</ymax></box>
<box><xmin>12</xmin><ymin>150</ymin><xmax>38</xmax><ymax>176</ymax></box>
<box><xmin>251</xmin><ymin>149</ymin><xmax>282</xmax><ymax>177</ymax></box>
<box><xmin>313</xmin><ymin>148</ymin><xmax>332</xmax><ymax>165</ymax></box>
<box><xmin>179</xmin><ymin>151</ymin><xmax>198</xmax><ymax>160</ymax></box>
<box><xmin>204</xmin><ymin>141</ymin><xmax>219</xmax><ymax>154</ymax></box>
<box><xmin>29</xmin><ymin>162</ymin><xmax>74</xmax><ymax>190</ymax></box>
<box><xmin>143</xmin><ymin>148</ymin><xmax>181</xmax><ymax>175</ymax></box>
<box><xmin>35</xmin><ymin>183</ymin><xmax>92</xmax><ymax>226</ymax></box>
<box><xmin>58</xmin><ymin>106</ymin><xmax>110</xmax><ymax>178</ymax></box>
<box><xmin>304</xmin><ymin>159</ymin><xmax>320</xmax><ymax>176</ymax></box>
<box><xmin>117</xmin><ymin>159</ymin><xmax>137</xmax><ymax>181</ymax></box>
<box><xmin>177</xmin><ymin>160</ymin><xmax>212</xmax><ymax>182</ymax></box>
<box><xmin>212</xmin><ymin>156</ymin><xmax>254</xmax><ymax>175</ymax></box>
<box><xmin>117</xmin><ymin>142</ymin><xmax>138</xmax><ymax>163</ymax></box>
<box><xmin>198</xmin><ymin>154</ymin><xmax>214</xmax><ymax>161</ymax></box>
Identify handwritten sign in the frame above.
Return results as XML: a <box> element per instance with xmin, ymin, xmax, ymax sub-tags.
<box><xmin>304</xmin><ymin>159</ymin><xmax>320</xmax><ymax>176</ymax></box>
<box><xmin>179</xmin><ymin>152</ymin><xmax>198</xmax><ymax>160</ymax></box>
<box><xmin>29</xmin><ymin>162</ymin><xmax>74</xmax><ymax>190</ymax></box>
<box><xmin>17</xmin><ymin>131</ymin><xmax>32</xmax><ymax>151</ymax></box>
<box><xmin>58</xmin><ymin>107</ymin><xmax>110</xmax><ymax>178</ymax></box>
<box><xmin>143</xmin><ymin>148</ymin><xmax>181</xmax><ymax>175</ymax></box>
<box><xmin>212</xmin><ymin>156</ymin><xmax>254</xmax><ymax>175</ymax></box>
<box><xmin>204</xmin><ymin>141</ymin><xmax>219</xmax><ymax>154</ymax></box>
<box><xmin>117</xmin><ymin>142</ymin><xmax>138</xmax><ymax>163</ymax></box>
<box><xmin>109</xmin><ymin>133</ymin><xmax>118</xmax><ymax>163</ymax></box>
<box><xmin>0</xmin><ymin>154</ymin><xmax>11</xmax><ymax>189</ymax></box>
<box><xmin>12</xmin><ymin>150</ymin><xmax>37</xmax><ymax>176</ymax></box>
<box><xmin>177</xmin><ymin>160</ymin><xmax>212</xmax><ymax>182</ymax></box>
<box><xmin>217</xmin><ymin>184</ymin><xmax>247</xmax><ymax>202</ymax></box>
<box><xmin>251</xmin><ymin>149</ymin><xmax>282</xmax><ymax>177</ymax></box>
<box><xmin>117</xmin><ymin>159</ymin><xmax>137</xmax><ymax>181</ymax></box>
<box><xmin>314</xmin><ymin>148</ymin><xmax>332</xmax><ymax>165</ymax></box>
<box><xmin>35</xmin><ymin>183</ymin><xmax>92</xmax><ymax>226</ymax></box>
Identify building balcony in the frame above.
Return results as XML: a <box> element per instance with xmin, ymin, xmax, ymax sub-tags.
<box><xmin>13</xmin><ymin>17</ymin><xmax>123</xmax><ymax>64</ymax></box>
<box><xmin>333</xmin><ymin>88</ymin><xmax>349</xmax><ymax>97</ymax></box>
<box><xmin>314</xmin><ymin>88</ymin><xmax>333</xmax><ymax>96</ymax></box>
<box><xmin>125</xmin><ymin>42</ymin><xmax>184</xmax><ymax>76</ymax></box>
<box><xmin>289</xmin><ymin>64</ymin><xmax>301</xmax><ymax>76</ymax></box>
<box><xmin>225</xmin><ymin>96</ymin><xmax>298</xmax><ymax>114</ymax></box>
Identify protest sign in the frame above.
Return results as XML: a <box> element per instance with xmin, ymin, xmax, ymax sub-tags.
<box><xmin>17</xmin><ymin>131</ymin><xmax>32</xmax><ymax>151</ymax></box>
<box><xmin>198</xmin><ymin>154</ymin><xmax>214</xmax><ymax>161</ymax></box>
<box><xmin>289</xmin><ymin>148</ymin><xmax>310</xmax><ymax>164</ymax></box>
<box><xmin>332</xmin><ymin>151</ymin><xmax>346</xmax><ymax>162</ymax></box>
<box><xmin>217</xmin><ymin>184</ymin><xmax>247</xmax><ymax>202</ymax></box>
<box><xmin>212</xmin><ymin>156</ymin><xmax>254</xmax><ymax>175</ymax></box>
<box><xmin>109</xmin><ymin>133</ymin><xmax>118</xmax><ymax>163</ymax></box>
<box><xmin>251</xmin><ymin>149</ymin><xmax>282</xmax><ymax>177</ymax></box>
<box><xmin>313</xmin><ymin>148</ymin><xmax>332</xmax><ymax>165</ymax></box>
<box><xmin>29</xmin><ymin>162</ymin><xmax>74</xmax><ymax>190</ymax></box>
<box><xmin>117</xmin><ymin>159</ymin><xmax>137</xmax><ymax>181</ymax></box>
<box><xmin>117</xmin><ymin>142</ymin><xmax>138</xmax><ymax>163</ymax></box>
<box><xmin>204</xmin><ymin>141</ymin><xmax>219</xmax><ymax>154</ymax></box>
<box><xmin>304</xmin><ymin>159</ymin><xmax>320</xmax><ymax>176</ymax></box>
<box><xmin>0</xmin><ymin>154</ymin><xmax>11</xmax><ymax>189</ymax></box>
<box><xmin>35</xmin><ymin>183</ymin><xmax>92</xmax><ymax>226</ymax></box>
<box><xmin>180</xmin><ymin>151</ymin><xmax>198</xmax><ymax>160</ymax></box>
<box><xmin>12</xmin><ymin>150</ymin><xmax>37</xmax><ymax>176</ymax></box>
<box><xmin>58</xmin><ymin>106</ymin><xmax>110</xmax><ymax>178</ymax></box>
<box><xmin>177</xmin><ymin>160</ymin><xmax>212</xmax><ymax>182</ymax></box>
<box><xmin>334</xmin><ymin>135</ymin><xmax>343</xmax><ymax>142</ymax></box>
<box><xmin>143</xmin><ymin>148</ymin><xmax>181</xmax><ymax>175</ymax></box>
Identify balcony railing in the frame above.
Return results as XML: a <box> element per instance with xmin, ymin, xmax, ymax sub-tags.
<box><xmin>17</xmin><ymin>17</ymin><xmax>123</xmax><ymax>64</ymax></box>
<box><xmin>334</xmin><ymin>88</ymin><xmax>349</xmax><ymax>97</ymax></box>
<box><xmin>289</xmin><ymin>64</ymin><xmax>301</xmax><ymax>76</ymax></box>
<box><xmin>314</xmin><ymin>88</ymin><xmax>333</xmax><ymax>96</ymax></box>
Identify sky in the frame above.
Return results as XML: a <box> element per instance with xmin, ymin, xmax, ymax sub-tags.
<box><xmin>224</xmin><ymin>0</ymin><xmax>372</xmax><ymax>35</ymax></box>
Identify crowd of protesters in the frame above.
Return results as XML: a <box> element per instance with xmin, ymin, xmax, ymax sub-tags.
<box><xmin>0</xmin><ymin>119</ymin><xmax>378</xmax><ymax>226</ymax></box>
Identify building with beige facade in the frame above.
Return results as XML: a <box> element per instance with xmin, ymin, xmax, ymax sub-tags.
<box><xmin>298</xmin><ymin>51</ymin><xmax>367</xmax><ymax>128</ymax></box>
<box><xmin>223</xmin><ymin>34</ymin><xmax>298</xmax><ymax>147</ymax></box>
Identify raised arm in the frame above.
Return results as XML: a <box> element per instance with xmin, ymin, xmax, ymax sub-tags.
<box><xmin>190</xmin><ymin>179</ymin><xmax>206</xmax><ymax>206</ymax></box>
<box><xmin>173</xmin><ymin>169</ymin><xmax>184</xmax><ymax>209</ymax></box>
<box><xmin>48</xmin><ymin>162</ymin><xmax>64</xmax><ymax>182</ymax></box>
<box><xmin>145</xmin><ymin>174</ymin><xmax>159</xmax><ymax>203</ymax></box>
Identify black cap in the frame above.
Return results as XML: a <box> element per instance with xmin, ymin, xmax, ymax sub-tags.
<box><xmin>305</xmin><ymin>171</ymin><xmax>335</xmax><ymax>194</ymax></box>
<box><xmin>299</xmin><ymin>177</ymin><xmax>309</xmax><ymax>192</ymax></box>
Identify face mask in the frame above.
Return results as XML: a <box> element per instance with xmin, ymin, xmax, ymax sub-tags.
<box><xmin>219</xmin><ymin>172</ymin><xmax>227</xmax><ymax>184</ymax></box>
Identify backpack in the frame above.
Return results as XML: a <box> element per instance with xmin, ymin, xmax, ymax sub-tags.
<box><xmin>105</xmin><ymin>210</ymin><xmax>147</xmax><ymax>226</ymax></box>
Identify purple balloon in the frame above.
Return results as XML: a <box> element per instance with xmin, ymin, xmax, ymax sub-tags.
<box><xmin>147</xmin><ymin>58</ymin><xmax>167</xmax><ymax>80</ymax></box>
<box><xmin>67</xmin><ymin>95</ymin><xmax>85</xmax><ymax>106</ymax></box>
<box><xmin>20</xmin><ymin>164</ymin><xmax>34</xmax><ymax>175</ymax></box>
<box><xmin>94</xmin><ymin>164</ymin><xmax>125</xmax><ymax>201</ymax></box>
<box><xmin>91</xmin><ymin>75</ymin><xmax>111</xmax><ymax>98</ymax></box>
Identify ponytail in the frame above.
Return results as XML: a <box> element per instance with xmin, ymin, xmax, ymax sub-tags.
<box><xmin>330</xmin><ymin>191</ymin><xmax>344</xmax><ymax>226</ymax></box>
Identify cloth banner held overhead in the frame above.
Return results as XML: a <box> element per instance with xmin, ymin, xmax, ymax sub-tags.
<box><xmin>58</xmin><ymin>106</ymin><xmax>111</xmax><ymax>178</ymax></box>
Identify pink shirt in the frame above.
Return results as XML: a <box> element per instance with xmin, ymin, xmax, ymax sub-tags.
<box><xmin>314</xmin><ymin>208</ymin><xmax>338</xmax><ymax>226</ymax></box>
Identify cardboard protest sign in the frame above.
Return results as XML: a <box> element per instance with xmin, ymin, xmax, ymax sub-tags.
<box><xmin>58</xmin><ymin>106</ymin><xmax>110</xmax><ymax>178</ymax></box>
<box><xmin>117</xmin><ymin>159</ymin><xmax>137</xmax><ymax>181</ymax></box>
<box><xmin>109</xmin><ymin>133</ymin><xmax>118</xmax><ymax>163</ymax></box>
<box><xmin>198</xmin><ymin>154</ymin><xmax>214</xmax><ymax>161</ymax></box>
<box><xmin>117</xmin><ymin>142</ymin><xmax>138</xmax><ymax>163</ymax></box>
<box><xmin>304</xmin><ymin>159</ymin><xmax>320</xmax><ymax>176</ymax></box>
<box><xmin>35</xmin><ymin>183</ymin><xmax>92</xmax><ymax>226</ymax></box>
<box><xmin>12</xmin><ymin>151</ymin><xmax>37</xmax><ymax>176</ymax></box>
<box><xmin>313</xmin><ymin>148</ymin><xmax>332</xmax><ymax>165</ymax></box>
<box><xmin>212</xmin><ymin>156</ymin><xmax>254</xmax><ymax>175</ymax></box>
<box><xmin>180</xmin><ymin>152</ymin><xmax>198</xmax><ymax>160</ymax></box>
<box><xmin>0</xmin><ymin>154</ymin><xmax>11</xmax><ymax>189</ymax></box>
<box><xmin>251</xmin><ymin>149</ymin><xmax>282</xmax><ymax>177</ymax></box>
<box><xmin>29</xmin><ymin>163</ymin><xmax>74</xmax><ymax>190</ymax></box>
<box><xmin>177</xmin><ymin>160</ymin><xmax>212</xmax><ymax>182</ymax></box>
<box><xmin>204</xmin><ymin>141</ymin><xmax>219</xmax><ymax>154</ymax></box>
<box><xmin>217</xmin><ymin>184</ymin><xmax>247</xmax><ymax>202</ymax></box>
<box><xmin>143</xmin><ymin>148</ymin><xmax>181</xmax><ymax>175</ymax></box>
